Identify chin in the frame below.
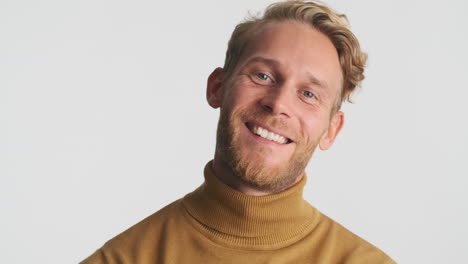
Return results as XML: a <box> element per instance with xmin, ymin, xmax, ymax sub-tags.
<box><xmin>230</xmin><ymin>148</ymin><xmax>298</xmax><ymax>192</ymax></box>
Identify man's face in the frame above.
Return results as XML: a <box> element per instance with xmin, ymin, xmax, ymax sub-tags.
<box><xmin>210</xmin><ymin>21</ymin><xmax>344</xmax><ymax>193</ymax></box>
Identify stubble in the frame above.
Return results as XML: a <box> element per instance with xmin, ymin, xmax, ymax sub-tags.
<box><xmin>216</xmin><ymin>106</ymin><xmax>317</xmax><ymax>193</ymax></box>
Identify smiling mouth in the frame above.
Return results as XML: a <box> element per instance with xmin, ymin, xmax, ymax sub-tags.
<box><xmin>246</xmin><ymin>122</ymin><xmax>293</xmax><ymax>144</ymax></box>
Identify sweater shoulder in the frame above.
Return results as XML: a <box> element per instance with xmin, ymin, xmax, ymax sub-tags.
<box><xmin>80</xmin><ymin>199</ymin><xmax>184</xmax><ymax>264</ymax></box>
<box><xmin>311</xmin><ymin>211</ymin><xmax>396</xmax><ymax>263</ymax></box>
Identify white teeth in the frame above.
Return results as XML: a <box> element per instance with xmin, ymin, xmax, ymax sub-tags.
<box><xmin>251</xmin><ymin>125</ymin><xmax>288</xmax><ymax>144</ymax></box>
<box><xmin>267</xmin><ymin>132</ymin><xmax>274</xmax><ymax>140</ymax></box>
<box><xmin>273</xmin><ymin>134</ymin><xmax>280</xmax><ymax>142</ymax></box>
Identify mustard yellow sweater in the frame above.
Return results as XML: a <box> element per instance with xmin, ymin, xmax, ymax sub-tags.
<box><xmin>81</xmin><ymin>162</ymin><xmax>395</xmax><ymax>263</ymax></box>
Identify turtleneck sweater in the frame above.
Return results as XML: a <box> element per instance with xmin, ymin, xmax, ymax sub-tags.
<box><xmin>81</xmin><ymin>162</ymin><xmax>395</xmax><ymax>263</ymax></box>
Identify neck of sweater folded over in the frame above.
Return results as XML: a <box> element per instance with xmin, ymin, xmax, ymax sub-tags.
<box><xmin>182</xmin><ymin>161</ymin><xmax>318</xmax><ymax>250</ymax></box>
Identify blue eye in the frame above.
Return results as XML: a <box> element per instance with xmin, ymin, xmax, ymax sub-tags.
<box><xmin>303</xmin><ymin>90</ymin><xmax>315</xmax><ymax>98</ymax></box>
<box><xmin>256</xmin><ymin>73</ymin><xmax>269</xmax><ymax>81</ymax></box>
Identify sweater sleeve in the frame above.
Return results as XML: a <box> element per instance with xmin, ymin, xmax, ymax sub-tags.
<box><xmin>80</xmin><ymin>249</ymin><xmax>106</xmax><ymax>264</ymax></box>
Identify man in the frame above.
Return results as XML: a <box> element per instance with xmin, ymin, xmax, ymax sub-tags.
<box><xmin>82</xmin><ymin>1</ymin><xmax>395</xmax><ymax>263</ymax></box>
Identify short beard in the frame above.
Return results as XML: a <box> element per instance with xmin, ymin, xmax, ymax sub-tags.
<box><xmin>216</xmin><ymin>106</ymin><xmax>317</xmax><ymax>194</ymax></box>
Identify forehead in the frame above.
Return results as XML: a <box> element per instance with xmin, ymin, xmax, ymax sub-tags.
<box><xmin>239</xmin><ymin>21</ymin><xmax>343</xmax><ymax>92</ymax></box>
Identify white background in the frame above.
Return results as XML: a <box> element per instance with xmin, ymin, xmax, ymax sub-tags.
<box><xmin>1</xmin><ymin>0</ymin><xmax>467</xmax><ymax>263</ymax></box>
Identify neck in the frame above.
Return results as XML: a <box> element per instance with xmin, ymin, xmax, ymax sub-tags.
<box><xmin>212</xmin><ymin>152</ymin><xmax>304</xmax><ymax>196</ymax></box>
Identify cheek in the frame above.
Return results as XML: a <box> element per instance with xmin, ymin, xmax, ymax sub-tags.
<box><xmin>300</xmin><ymin>115</ymin><xmax>330</xmax><ymax>142</ymax></box>
<box><xmin>223</xmin><ymin>85</ymin><xmax>261</xmax><ymax>109</ymax></box>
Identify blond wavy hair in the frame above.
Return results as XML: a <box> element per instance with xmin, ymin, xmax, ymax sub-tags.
<box><xmin>223</xmin><ymin>0</ymin><xmax>367</xmax><ymax>109</ymax></box>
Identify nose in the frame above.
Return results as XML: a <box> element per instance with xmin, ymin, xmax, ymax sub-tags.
<box><xmin>259</xmin><ymin>85</ymin><xmax>292</xmax><ymax>117</ymax></box>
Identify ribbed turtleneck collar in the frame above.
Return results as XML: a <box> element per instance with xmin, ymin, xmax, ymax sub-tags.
<box><xmin>181</xmin><ymin>161</ymin><xmax>319</xmax><ymax>250</ymax></box>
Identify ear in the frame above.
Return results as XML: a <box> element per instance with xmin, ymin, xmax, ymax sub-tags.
<box><xmin>206</xmin><ymin>67</ymin><xmax>224</xmax><ymax>109</ymax></box>
<box><xmin>319</xmin><ymin>111</ymin><xmax>344</xmax><ymax>150</ymax></box>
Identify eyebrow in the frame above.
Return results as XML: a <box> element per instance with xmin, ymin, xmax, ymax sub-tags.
<box><xmin>244</xmin><ymin>56</ymin><xmax>280</xmax><ymax>68</ymax></box>
<box><xmin>244</xmin><ymin>56</ymin><xmax>329</xmax><ymax>90</ymax></box>
<box><xmin>305</xmin><ymin>72</ymin><xmax>329</xmax><ymax>90</ymax></box>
